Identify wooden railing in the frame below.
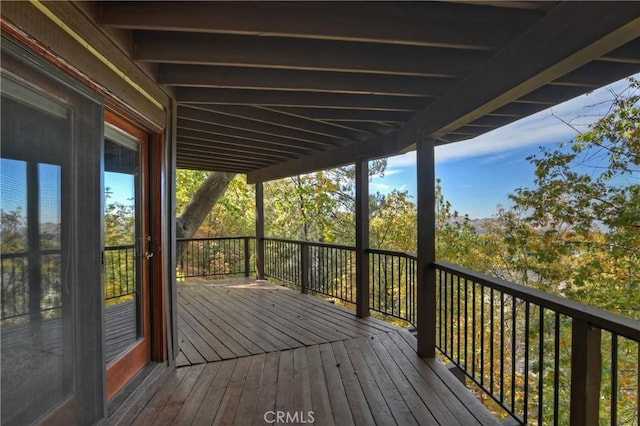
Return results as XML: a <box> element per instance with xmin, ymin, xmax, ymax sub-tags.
<box><xmin>177</xmin><ymin>236</ymin><xmax>254</xmax><ymax>278</ymax></box>
<box><xmin>178</xmin><ymin>236</ymin><xmax>640</xmax><ymax>425</ymax></box>
<box><xmin>435</xmin><ymin>261</ymin><xmax>640</xmax><ymax>425</ymax></box>
<box><xmin>369</xmin><ymin>248</ymin><xmax>417</xmax><ymax>326</ymax></box>
<box><xmin>264</xmin><ymin>238</ymin><xmax>357</xmax><ymax>304</ymax></box>
<box><xmin>1</xmin><ymin>245</ymin><xmax>138</xmax><ymax>322</ymax></box>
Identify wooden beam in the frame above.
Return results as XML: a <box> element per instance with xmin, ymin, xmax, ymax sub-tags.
<box><xmin>175</xmin><ymin>162</ymin><xmax>247</xmax><ymax>173</ymax></box>
<box><xmin>255</xmin><ymin>182</ymin><xmax>265</xmax><ymax>280</ymax></box>
<box><xmin>186</xmin><ymin>105</ymin><xmax>361</xmax><ymax>142</ymax></box>
<box><xmin>570</xmin><ymin>319</ymin><xmax>602</xmax><ymax>426</ymax></box>
<box><xmin>176</xmin><ymin>116</ymin><xmax>329</xmax><ymax>152</ymax></box>
<box><xmin>133</xmin><ymin>32</ymin><xmax>493</xmax><ymax>78</ymax></box>
<box><xmin>272</xmin><ymin>107</ymin><xmax>416</xmax><ymax>123</ymax></box>
<box><xmin>553</xmin><ymin>61</ymin><xmax>640</xmax><ymax>88</ymax></box>
<box><xmin>158</xmin><ymin>64</ymin><xmax>454</xmax><ymax>97</ymax></box>
<box><xmin>602</xmin><ymin>38</ymin><xmax>640</xmax><ymax>63</ymax></box>
<box><xmin>177</xmin><ymin>121</ymin><xmax>312</xmax><ymax>155</ymax></box>
<box><xmin>178</xmin><ymin>106</ymin><xmax>344</xmax><ymax>148</ymax></box>
<box><xmin>176</xmin><ymin>87</ymin><xmax>431</xmax><ymax>112</ymax></box>
<box><xmin>176</xmin><ymin>135</ymin><xmax>295</xmax><ymax>160</ymax></box>
<box><xmin>247</xmin><ymin>2</ymin><xmax>640</xmax><ymax>183</ymax></box>
<box><xmin>100</xmin><ymin>1</ymin><xmax>542</xmax><ymax>49</ymax></box>
<box><xmin>416</xmin><ymin>138</ymin><xmax>436</xmax><ymax>358</ymax></box>
<box><xmin>176</xmin><ymin>152</ymin><xmax>272</xmax><ymax>168</ymax></box>
<box><xmin>355</xmin><ymin>159</ymin><xmax>369</xmax><ymax>318</ymax></box>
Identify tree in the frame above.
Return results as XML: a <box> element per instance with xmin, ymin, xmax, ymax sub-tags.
<box><xmin>507</xmin><ymin>78</ymin><xmax>639</xmax><ymax>317</ymax></box>
<box><xmin>176</xmin><ymin>171</ymin><xmax>236</xmax><ymax>259</ymax></box>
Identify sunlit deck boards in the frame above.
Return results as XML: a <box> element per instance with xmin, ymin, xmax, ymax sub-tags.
<box><xmin>127</xmin><ymin>279</ymin><xmax>501</xmax><ymax>425</ymax></box>
<box><xmin>133</xmin><ymin>331</ymin><xmax>499</xmax><ymax>425</ymax></box>
<box><xmin>176</xmin><ymin>279</ymin><xmax>397</xmax><ymax>367</ymax></box>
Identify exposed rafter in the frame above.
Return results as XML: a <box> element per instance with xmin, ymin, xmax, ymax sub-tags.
<box><xmin>247</xmin><ymin>2</ymin><xmax>640</xmax><ymax>182</ymax></box>
<box><xmin>99</xmin><ymin>1</ymin><xmax>544</xmax><ymax>49</ymax></box>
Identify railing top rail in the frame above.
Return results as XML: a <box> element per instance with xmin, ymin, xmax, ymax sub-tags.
<box><xmin>177</xmin><ymin>236</ymin><xmax>255</xmax><ymax>242</ymax></box>
<box><xmin>264</xmin><ymin>237</ymin><xmax>355</xmax><ymax>251</ymax></box>
<box><xmin>1</xmin><ymin>248</ymin><xmax>62</xmax><ymax>259</ymax></box>
<box><xmin>435</xmin><ymin>260</ymin><xmax>640</xmax><ymax>341</ymax></box>
<box><xmin>104</xmin><ymin>244</ymin><xmax>137</xmax><ymax>250</ymax></box>
<box><xmin>367</xmin><ymin>247</ymin><xmax>417</xmax><ymax>259</ymax></box>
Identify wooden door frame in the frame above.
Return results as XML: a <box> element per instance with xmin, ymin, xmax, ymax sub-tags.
<box><xmin>104</xmin><ymin>110</ymin><xmax>152</xmax><ymax>400</ymax></box>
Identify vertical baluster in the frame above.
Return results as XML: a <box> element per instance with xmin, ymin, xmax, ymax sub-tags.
<box><xmin>511</xmin><ymin>296</ymin><xmax>517</xmax><ymax>413</ymax></box>
<box><xmin>480</xmin><ymin>284</ymin><xmax>484</xmax><ymax>387</ymax></box>
<box><xmin>554</xmin><ymin>312</ymin><xmax>560</xmax><ymax>426</ymax></box>
<box><xmin>524</xmin><ymin>302</ymin><xmax>530</xmax><ymax>424</ymax></box>
<box><xmin>464</xmin><ymin>277</ymin><xmax>468</xmax><ymax>370</ymax></box>
<box><xmin>538</xmin><ymin>306</ymin><xmax>545</xmax><ymax>424</ymax></box>
<box><xmin>472</xmin><ymin>280</ymin><xmax>476</xmax><ymax>378</ymax></box>
<box><xmin>490</xmin><ymin>288</ymin><xmax>495</xmax><ymax>395</ymax></box>
<box><xmin>450</xmin><ymin>271</ymin><xmax>454</xmax><ymax>360</ymax></box>
<box><xmin>457</xmin><ymin>274</ymin><xmax>461</xmax><ymax>365</ymax></box>
<box><xmin>500</xmin><ymin>291</ymin><xmax>505</xmax><ymax>403</ymax></box>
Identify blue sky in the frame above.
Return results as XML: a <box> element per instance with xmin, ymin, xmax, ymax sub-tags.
<box><xmin>370</xmin><ymin>74</ymin><xmax>638</xmax><ymax>219</ymax></box>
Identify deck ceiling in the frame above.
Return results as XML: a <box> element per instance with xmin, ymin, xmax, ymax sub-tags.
<box><xmin>96</xmin><ymin>1</ymin><xmax>640</xmax><ymax>182</ymax></box>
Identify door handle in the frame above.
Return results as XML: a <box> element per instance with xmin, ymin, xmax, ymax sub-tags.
<box><xmin>145</xmin><ymin>251</ymin><xmax>154</xmax><ymax>260</ymax></box>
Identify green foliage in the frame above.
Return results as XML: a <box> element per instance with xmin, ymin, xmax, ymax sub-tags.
<box><xmin>506</xmin><ymin>78</ymin><xmax>640</xmax><ymax>318</ymax></box>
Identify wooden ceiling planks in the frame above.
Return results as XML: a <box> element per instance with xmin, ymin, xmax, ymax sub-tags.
<box><xmin>92</xmin><ymin>1</ymin><xmax>640</xmax><ymax>178</ymax></box>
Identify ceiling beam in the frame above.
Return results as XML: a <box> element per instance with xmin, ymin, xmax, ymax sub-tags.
<box><xmin>158</xmin><ymin>64</ymin><xmax>455</xmax><ymax>97</ymax></box>
<box><xmin>176</xmin><ymin>116</ymin><xmax>331</xmax><ymax>152</ymax></box>
<box><xmin>99</xmin><ymin>1</ymin><xmax>541</xmax><ymax>49</ymax></box>
<box><xmin>177</xmin><ymin>150</ymin><xmax>273</xmax><ymax>167</ymax></box>
<box><xmin>176</xmin><ymin>87</ymin><xmax>430</xmax><ymax>111</ymax></box>
<box><xmin>178</xmin><ymin>105</ymin><xmax>346</xmax><ymax>148</ymax></box>
<box><xmin>177</xmin><ymin>119</ymin><xmax>313</xmax><ymax>156</ymax></box>
<box><xmin>176</xmin><ymin>162</ymin><xmax>248</xmax><ymax>173</ymax></box>
<box><xmin>271</xmin><ymin>107</ymin><xmax>416</xmax><ymax>123</ymax></box>
<box><xmin>176</xmin><ymin>134</ymin><xmax>296</xmax><ymax>160</ymax></box>
<box><xmin>190</xmin><ymin>105</ymin><xmax>371</xmax><ymax>141</ymax></box>
<box><xmin>247</xmin><ymin>2</ymin><xmax>640</xmax><ymax>183</ymax></box>
<box><xmin>133</xmin><ymin>32</ymin><xmax>493</xmax><ymax>78</ymax></box>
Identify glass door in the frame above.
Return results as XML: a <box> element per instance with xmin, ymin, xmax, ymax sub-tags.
<box><xmin>103</xmin><ymin>112</ymin><xmax>151</xmax><ymax>399</ymax></box>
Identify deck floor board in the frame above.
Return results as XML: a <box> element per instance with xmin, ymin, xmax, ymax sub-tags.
<box><xmin>127</xmin><ymin>278</ymin><xmax>500</xmax><ymax>425</ymax></box>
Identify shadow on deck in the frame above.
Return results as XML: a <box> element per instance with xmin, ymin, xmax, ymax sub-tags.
<box><xmin>119</xmin><ymin>278</ymin><xmax>500</xmax><ymax>425</ymax></box>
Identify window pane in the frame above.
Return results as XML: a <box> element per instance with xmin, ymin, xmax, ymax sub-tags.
<box><xmin>1</xmin><ymin>79</ymin><xmax>73</xmax><ymax>425</ymax></box>
<box><xmin>104</xmin><ymin>137</ymin><xmax>141</xmax><ymax>363</ymax></box>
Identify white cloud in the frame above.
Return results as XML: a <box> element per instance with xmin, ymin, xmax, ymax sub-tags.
<box><xmin>385</xmin><ymin>151</ymin><xmax>416</xmax><ymax>169</ymax></box>
<box><xmin>434</xmin><ymin>75</ymin><xmax>637</xmax><ymax>164</ymax></box>
<box><xmin>370</xmin><ymin>182</ymin><xmax>391</xmax><ymax>191</ymax></box>
<box><xmin>371</xmin><ymin>75</ymin><xmax>637</xmax><ymax>169</ymax></box>
<box><xmin>381</xmin><ymin>168</ymin><xmax>404</xmax><ymax>177</ymax></box>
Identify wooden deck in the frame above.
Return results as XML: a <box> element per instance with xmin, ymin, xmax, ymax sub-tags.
<box><xmin>118</xmin><ymin>278</ymin><xmax>499</xmax><ymax>425</ymax></box>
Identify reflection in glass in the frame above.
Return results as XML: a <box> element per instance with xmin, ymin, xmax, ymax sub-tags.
<box><xmin>103</xmin><ymin>135</ymin><xmax>141</xmax><ymax>364</ymax></box>
<box><xmin>0</xmin><ymin>86</ymin><xmax>72</xmax><ymax>425</ymax></box>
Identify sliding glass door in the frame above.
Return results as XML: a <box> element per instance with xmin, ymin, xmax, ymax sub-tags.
<box><xmin>103</xmin><ymin>112</ymin><xmax>151</xmax><ymax>400</ymax></box>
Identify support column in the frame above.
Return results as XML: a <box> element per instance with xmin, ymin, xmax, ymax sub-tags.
<box><xmin>355</xmin><ymin>159</ymin><xmax>369</xmax><ymax>318</ymax></box>
<box><xmin>570</xmin><ymin>319</ymin><xmax>602</xmax><ymax>425</ymax></box>
<box><xmin>416</xmin><ymin>137</ymin><xmax>436</xmax><ymax>357</ymax></box>
<box><xmin>255</xmin><ymin>181</ymin><xmax>265</xmax><ymax>280</ymax></box>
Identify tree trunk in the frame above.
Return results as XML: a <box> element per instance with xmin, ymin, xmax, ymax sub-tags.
<box><xmin>176</xmin><ymin>171</ymin><xmax>236</xmax><ymax>260</ymax></box>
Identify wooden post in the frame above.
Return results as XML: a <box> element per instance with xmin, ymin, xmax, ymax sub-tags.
<box><xmin>255</xmin><ymin>182</ymin><xmax>265</xmax><ymax>280</ymax></box>
<box><xmin>416</xmin><ymin>137</ymin><xmax>436</xmax><ymax>358</ymax></box>
<box><xmin>570</xmin><ymin>319</ymin><xmax>602</xmax><ymax>426</ymax></box>
<box><xmin>243</xmin><ymin>237</ymin><xmax>250</xmax><ymax>277</ymax></box>
<box><xmin>355</xmin><ymin>159</ymin><xmax>369</xmax><ymax>318</ymax></box>
<box><xmin>300</xmin><ymin>243</ymin><xmax>309</xmax><ymax>294</ymax></box>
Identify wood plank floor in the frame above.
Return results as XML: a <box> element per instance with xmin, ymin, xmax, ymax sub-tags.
<box><xmin>176</xmin><ymin>279</ymin><xmax>397</xmax><ymax>367</ymax></box>
<box><xmin>123</xmin><ymin>279</ymin><xmax>500</xmax><ymax>425</ymax></box>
